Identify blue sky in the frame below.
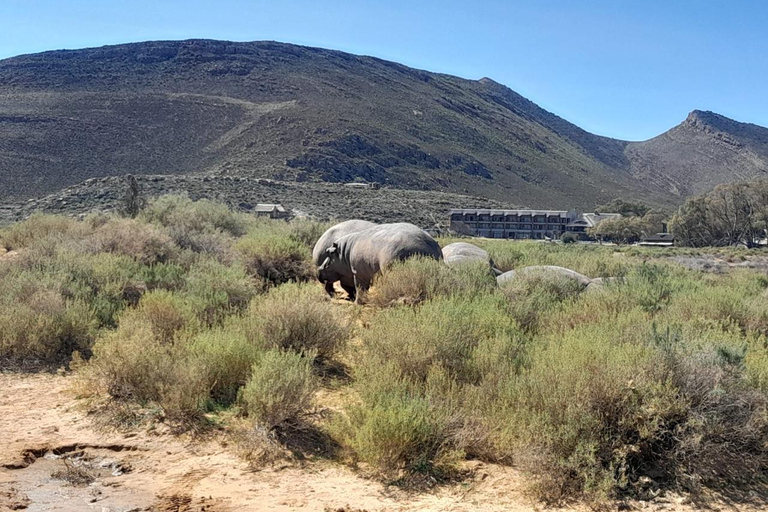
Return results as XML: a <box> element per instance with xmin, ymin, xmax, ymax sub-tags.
<box><xmin>1</xmin><ymin>0</ymin><xmax>765</xmax><ymax>141</ymax></box>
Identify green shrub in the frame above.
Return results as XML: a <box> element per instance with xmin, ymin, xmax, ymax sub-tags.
<box><xmin>0</xmin><ymin>270</ymin><xmax>98</xmax><ymax>364</ymax></box>
<box><xmin>0</xmin><ymin>214</ymin><xmax>88</xmax><ymax>251</ymax></box>
<box><xmin>500</xmin><ymin>271</ymin><xmax>586</xmax><ymax>333</ymax></box>
<box><xmin>336</xmin><ymin>296</ymin><xmax>525</xmax><ymax>478</ymax></box>
<box><xmin>369</xmin><ymin>257</ymin><xmax>497</xmax><ymax>307</ymax></box>
<box><xmin>235</xmin><ymin>233</ymin><xmax>313</xmax><ymax>287</ymax></box>
<box><xmin>138</xmin><ymin>262</ymin><xmax>187</xmax><ymax>291</ymax></box>
<box><xmin>288</xmin><ymin>219</ymin><xmax>333</xmax><ymax>248</ymax></box>
<box><xmin>487</xmin><ymin>316</ymin><xmax>682</xmax><ymax>502</ymax></box>
<box><xmin>239</xmin><ymin>349</ymin><xmax>317</xmax><ymax>429</ymax></box>
<box><xmin>359</xmin><ymin>296</ymin><xmax>524</xmax><ymax>384</ymax></box>
<box><xmin>85</xmin><ymin>217</ymin><xmax>177</xmax><ymax>264</ymax></box>
<box><xmin>0</xmin><ymin>297</ymin><xmax>96</xmax><ymax>364</ymax></box>
<box><xmin>140</xmin><ymin>194</ymin><xmax>252</xmax><ymax>238</ymax></box>
<box><xmin>243</xmin><ymin>283</ymin><xmax>348</xmax><ymax>360</ymax></box>
<box><xmin>82</xmin><ymin>317</ymin><xmax>208</xmax><ymax>421</ymax></box>
<box><xmin>336</xmin><ymin>368</ymin><xmax>454</xmax><ymax>479</ymax></box>
<box><xmin>184</xmin><ymin>258</ymin><xmax>259</xmax><ymax>325</ymax></box>
<box><xmin>653</xmin><ymin>326</ymin><xmax>768</xmax><ymax>492</ymax></box>
<box><xmin>186</xmin><ymin>327</ymin><xmax>262</xmax><ymax>406</ymax></box>
<box><xmin>560</xmin><ymin>232</ymin><xmax>580</xmax><ymax>244</ymax></box>
<box><xmin>126</xmin><ymin>290</ymin><xmax>200</xmax><ymax>344</ymax></box>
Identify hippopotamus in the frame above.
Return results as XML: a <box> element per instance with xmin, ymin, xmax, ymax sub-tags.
<box><xmin>441</xmin><ymin>242</ymin><xmax>502</xmax><ymax>275</ymax></box>
<box><xmin>318</xmin><ymin>223</ymin><xmax>443</xmax><ymax>302</ymax></box>
<box><xmin>496</xmin><ymin>265</ymin><xmax>591</xmax><ymax>288</ymax></box>
<box><xmin>313</xmin><ymin>219</ymin><xmax>376</xmax><ymax>298</ymax></box>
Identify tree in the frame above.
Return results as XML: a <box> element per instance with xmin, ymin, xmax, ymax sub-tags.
<box><xmin>595</xmin><ymin>199</ymin><xmax>651</xmax><ymax>217</ymax></box>
<box><xmin>121</xmin><ymin>174</ymin><xmax>145</xmax><ymax>218</ymax></box>
<box><xmin>589</xmin><ymin>216</ymin><xmax>648</xmax><ymax>244</ymax></box>
<box><xmin>671</xmin><ymin>180</ymin><xmax>768</xmax><ymax>247</ymax></box>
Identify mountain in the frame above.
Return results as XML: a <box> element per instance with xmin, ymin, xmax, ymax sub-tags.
<box><xmin>626</xmin><ymin>110</ymin><xmax>768</xmax><ymax>196</ymax></box>
<box><xmin>0</xmin><ymin>39</ymin><xmax>767</xmax><ymax>209</ymax></box>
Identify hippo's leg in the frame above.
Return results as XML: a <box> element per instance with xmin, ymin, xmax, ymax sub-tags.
<box><xmin>324</xmin><ymin>280</ymin><xmax>336</xmax><ymax>297</ymax></box>
<box><xmin>353</xmin><ymin>275</ymin><xmax>370</xmax><ymax>305</ymax></box>
<box><xmin>341</xmin><ymin>282</ymin><xmax>356</xmax><ymax>301</ymax></box>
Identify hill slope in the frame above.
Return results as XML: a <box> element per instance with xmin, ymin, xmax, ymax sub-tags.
<box><xmin>626</xmin><ymin>110</ymin><xmax>768</xmax><ymax>196</ymax></box>
<box><xmin>0</xmin><ymin>39</ymin><xmax>767</xmax><ymax>208</ymax></box>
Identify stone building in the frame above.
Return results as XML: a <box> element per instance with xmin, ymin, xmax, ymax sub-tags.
<box><xmin>449</xmin><ymin>209</ymin><xmax>621</xmax><ymax>239</ymax></box>
<box><xmin>254</xmin><ymin>203</ymin><xmax>290</xmax><ymax>220</ymax></box>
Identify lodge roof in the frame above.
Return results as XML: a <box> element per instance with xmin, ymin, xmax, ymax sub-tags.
<box><xmin>254</xmin><ymin>203</ymin><xmax>286</xmax><ymax>213</ymax></box>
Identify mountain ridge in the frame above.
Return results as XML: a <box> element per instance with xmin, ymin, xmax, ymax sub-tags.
<box><xmin>1</xmin><ymin>39</ymin><xmax>767</xmax><ymax>208</ymax></box>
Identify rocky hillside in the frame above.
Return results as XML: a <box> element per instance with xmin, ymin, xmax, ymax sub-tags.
<box><xmin>626</xmin><ymin>110</ymin><xmax>768</xmax><ymax>196</ymax></box>
<box><xmin>0</xmin><ymin>39</ymin><xmax>766</xmax><ymax>209</ymax></box>
<box><xmin>0</xmin><ymin>175</ymin><xmax>510</xmax><ymax>229</ymax></box>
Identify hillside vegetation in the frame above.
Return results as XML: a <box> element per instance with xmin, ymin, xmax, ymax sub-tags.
<box><xmin>2</xmin><ymin>40</ymin><xmax>767</xmax><ymax>209</ymax></box>
<box><xmin>2</xmin><ymin>196</ymin><xmax>768</xmax><ymax>505</ymax></box>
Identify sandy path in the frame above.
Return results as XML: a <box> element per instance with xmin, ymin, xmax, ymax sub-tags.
<box><xmin>0</xmin><ymin>373</ymin><xmax>541</xmax><ymax>512</ymax></box>
<box><xmin>1</xmin><ymin>372</ymin><xmax>762</xmax><ymax>512</ymax></box>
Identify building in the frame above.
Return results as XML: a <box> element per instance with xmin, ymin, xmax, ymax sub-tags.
<box><xmin>254</xmin><ymin>204</ymin><xmax>291</xmax><ymax>220</ymax></box>
<box><xmin>449</xmin><ymin>209</ymin><xmax>621</xmax><ymax>240</ymax></box>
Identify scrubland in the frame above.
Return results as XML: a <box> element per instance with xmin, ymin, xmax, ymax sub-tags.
<box><xmin>2</xmin><ymin>195</ymin><xmax>768</xmax><ymax>506</ymax></box>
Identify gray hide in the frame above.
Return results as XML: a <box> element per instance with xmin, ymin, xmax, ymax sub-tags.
<box><xmin>496</xmin><ymin>265</ymin><xmax>591</xmax><ymax>288</ymax></box>
<box><xmin>313</xmin><ymin>219</ymin><xmax>376</xmax><ymax>298</ymax></box>
<box><xmin>318</xmin><ymin>223</ymin><xmax>443</xmax><ymax>301</ymax></box>
<box><xmin>441</xmin><ymin>242</ymin><xmax>501</xmax><ymax>275</ymax></box>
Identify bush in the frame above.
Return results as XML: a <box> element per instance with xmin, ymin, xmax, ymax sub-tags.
<box><xmin>140</xmin><ymin>194</ymin><xmax>252</xmax><ymax>239</ymax></box>
<box><xmin>0</xmin><ymin>270</ymin><xmax>97</xmax><ymax>364</ymax></box>
<box><xmin>288</xmin><ymin>219</ymin><xmax>333</xmax><ymax>248</ymax></box>
<box><xmin>621</xmin><ymin>263</ymin><xmax>682</xmax><ymax>313</ymax></box>
<box><xmin>243</xmin><ymin>283</ymin><xmax>348</xmax><ymax>360</ymax></box>
<box><xmin>186</xmin><ymin>327</ymin><xmax>262</xmax><ymax>406</ymax></box>
<box><xmin>184</xmin><ymin>258</ymin><xmax>259</xmax><ymax>325</ymax></box>
<box><xmin>500</xmin><ymin>271</ymin><xmax>586</xmax><ymax>333</ymax></box>
<box><xmin>81</xmin><ymin>316</ymin><xmax>208</xmax><ymax>421</ymax></box>
<box><xmin>127</xmin><ymin>290</ymin><xmax>201</xmax><ymax>344</ymax></box>
<box><xmin>560</xmin><ymin>232</ymin><xmax>580</xmax><ymax>244</ymax></box>
<box><xmin>235</xmin><ymin>233</ymin><xmax>313</xmax><ymax>287</ymax></box>
<box><xmin>368</xmin><ymin>257</ymin><xmax>497</xmax><ymax>307</ymax></box>
<box><xmin>359</xmin><ymin>296</ymin><xmax>523</xmax><ymax>384</ymax></box>
<box><xmin>651</xmin><ymin>326</ymin><xmax>768</xmax><ymax>492</ymax></box>
<box><xmin>239</xmin><ymin>349</ymin><xmax>317</xmax><ymax>429</ymax></box>
<box><xmin>0</xmin><ymin>214</ymin><xmax>88</xmax><ymax>251</ymax></box>
<box><xmin>0</xmin><ymin>297</ymin><xmax>96</xmax><ymax>365</ymax></box>
<box><xmin>486</xmin><ymin>316</ymin><xmax>681</xmax><ymax>502</ymax></box>
<box><xmin>336</xmin><ymin>369</ymin><xmax>454</xmax><ymax>479</ymax></box>
<box><xmin>336</xmin><ymin>296</ymin><xmax>525</xmax><ymax>478</ymax></box>
<box><xmin>84</xmin><ymin>217</ymin><xmax>177</xmax><ymax>265</ymax></box>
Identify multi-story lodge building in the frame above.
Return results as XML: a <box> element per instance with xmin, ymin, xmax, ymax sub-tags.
<box><xmin>449</xmin><ymin>209</ymin><xmax>621</xmax><ymax>240</ymax></box>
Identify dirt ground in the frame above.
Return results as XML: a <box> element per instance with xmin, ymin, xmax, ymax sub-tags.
<box><xmin>0</xmin><ymin>372</ymin><xmax>762</xmax><ymax>512</ymax></box>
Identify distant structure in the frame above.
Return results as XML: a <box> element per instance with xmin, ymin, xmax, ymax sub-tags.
<box><xmin>449</xmin><ymin>209</ymin><xmax>621</xmax><ymax>239</ymax></box>
<box><xmin>254</xmin><ymin>203</ymin><xmax>291</xmax><ymax>220</ymax></box>
<box><xmin>639</xmin><ymin>233</ymin><xmax>675</xmax><ymax>247</ymax></box>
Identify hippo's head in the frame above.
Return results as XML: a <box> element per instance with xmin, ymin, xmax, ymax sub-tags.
<box><xmin>317</xmin><ymin>243</ymin><xmax>343</xmax><ymax>295</ymax></box>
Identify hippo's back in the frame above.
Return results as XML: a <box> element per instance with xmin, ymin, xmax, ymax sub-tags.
<box><xmin>442</xmin><ymin>242</ymin><xmax>491</xmax><ymax>265</ymax></box>
<box><xmin>497</xmin><ymin>265</ymin><xmax>591</xmax><ymax>287</ymax></box>
<box><xmin>365</xmin><ymin>223</ymin><xmax>442</xmax><ymax>262</ymax></box>
<box><xmin>312</xmin><ymin>219</ymin><xmax>376</xmax><ymax>266</ymax></box>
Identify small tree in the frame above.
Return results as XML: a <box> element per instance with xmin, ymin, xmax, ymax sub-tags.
<box><xmin>589</xmin><ymin>216</ymin><xmax>647</xmax><ymax>244</ymax></box>
<box><xmin>122</xmin><ymin>175</ymin><xmax>145</xmax><ymax>218</ymax></box>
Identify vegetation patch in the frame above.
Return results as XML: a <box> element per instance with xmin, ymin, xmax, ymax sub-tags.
<box><xmin>4</xmin><ymin>196</ymin><xmax>768</xmax><ymax>505</ymax></box>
